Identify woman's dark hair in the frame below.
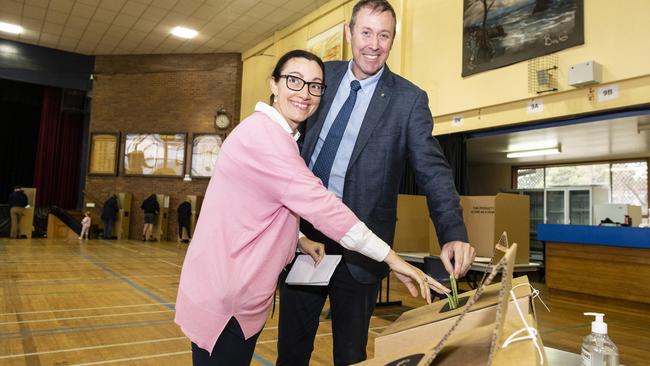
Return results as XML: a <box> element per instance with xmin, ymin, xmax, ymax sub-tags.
<box><xmin>271</xmin><ymin>49</ymin><xmax>325</xmax><ymax>81</ymax></box>
<box><xmin>269</xmin><ymin>49</ymin><xmax>325</xmax><ymax>104</ymax></box>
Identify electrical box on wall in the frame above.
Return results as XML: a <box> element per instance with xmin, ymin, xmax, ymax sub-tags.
<box><xmin>568</xmin><ymin>61</ymin><xmax>602</xmax><ymax>87</ymax></box>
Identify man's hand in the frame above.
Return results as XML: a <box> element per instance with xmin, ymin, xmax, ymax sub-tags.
<box><xmin>297</xmin><ymin>237</ymin><xmax>325</xmax><ymax>266</ymax></box>
<box><xmin>383</xmin><ymin>250</ymin><xmax>449</xmax><ymax>304</ymax></box>
<box><xmin>440</xmin><ymin>241</ymin><xmax>476</xmax><ymax>278</ymax></box>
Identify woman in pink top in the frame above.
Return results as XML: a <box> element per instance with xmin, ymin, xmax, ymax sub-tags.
<box><xmin>174</xmin><ymin>50</ymin><xmax>449</xmax><ymax>366</ymax></box>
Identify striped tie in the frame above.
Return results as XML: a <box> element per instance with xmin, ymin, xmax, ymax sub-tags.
<box><xmin>311</xmin><ymin>80</ymin><xmax>361</xmax><ymax>187</ymax></box>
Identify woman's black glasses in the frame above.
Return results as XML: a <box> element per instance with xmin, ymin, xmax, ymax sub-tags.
<box><xmin>280</xmin><ymin>75</ymin><xmax>326</xmax><ymax>97</ymax></box>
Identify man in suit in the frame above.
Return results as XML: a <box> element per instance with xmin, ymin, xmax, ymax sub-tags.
<box><xmin>277</xmin><ymin>1</ymin><xmax>476</xmax><ymax>365</ymax></box>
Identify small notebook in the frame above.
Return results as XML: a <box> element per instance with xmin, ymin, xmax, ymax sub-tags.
<box><xmin>285</xmin><ymin>254</ymin><xmax>342</xmax><ymax>286</ymax></box>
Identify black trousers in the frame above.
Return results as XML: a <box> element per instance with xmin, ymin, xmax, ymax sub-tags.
<box><xmin>178</xmin><ymin>219</ymin><xmax>191</xmax><ymax>239</ymax></box>
<box><xmin>277</xmin><ymin>261</ymin><xmax>379</xmax><ymax>366</ymax></box>
<box><xmin>191</xmin><ymin>317</ymin><xmax>261</xmax><ymax>366</ymax></box>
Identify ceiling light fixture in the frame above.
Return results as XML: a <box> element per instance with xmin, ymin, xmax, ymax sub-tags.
<box><xmin>171</xmin><ymin>26</ymin><xmax>198</xmax><ymax>39</ymax></box>
<box><xmin>506</xmin><ymin>145</ymin><xmax>561</xmax><ymax>158</ymax></box>
<box><xmin>0</xmin><ymin>22</ymin><xmax>23</xmax><ymax>35</ymax></box>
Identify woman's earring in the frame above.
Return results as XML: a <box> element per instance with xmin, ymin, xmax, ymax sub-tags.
<box><xmin>273</xmin><ymin>95</ymin><xmax>278</xmax><ymax>103</ymax></box>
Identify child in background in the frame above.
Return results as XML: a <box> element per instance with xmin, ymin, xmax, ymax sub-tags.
<box><xmin>79</xmin><ymin>211</ymin><xmax>91</xmax><ymax>240</ymax></box>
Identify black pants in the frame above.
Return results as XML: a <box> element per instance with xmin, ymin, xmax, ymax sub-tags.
<box><xmin>192</xmin><ymin>317</ymin><xmax>261</xmax><ymax>366</ymax></box>
<box><xmin>102</xmin><ymin>218</ymin><xmax>113</xmax><ymax>239</ymax></box>
<box><xmin>277</xmin><ymin>261</ymin><xmax>379</xmax><ymax>366</ymax></box>
<box><xmin>178</xmin><ymin>219</ymin><xmax>191</xmax><ymax>239</ymax></box>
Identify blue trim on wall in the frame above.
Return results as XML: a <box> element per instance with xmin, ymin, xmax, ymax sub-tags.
<box><xmin>538</xmin><ymin>224</ymin><xmax>650</xmax><ymax>248</ymax></box>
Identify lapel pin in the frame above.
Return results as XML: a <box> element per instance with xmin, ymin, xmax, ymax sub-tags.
<box><xmin>380</xmin><ymin>92</ymin><xmax>385</xmax><ymax>97</ymax></box>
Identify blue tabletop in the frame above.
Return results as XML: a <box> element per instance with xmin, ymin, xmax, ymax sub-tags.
<box><xmin>537</xmin><ymin>224</ymin><xmax>650</xmax><ymax>249</ymax></box>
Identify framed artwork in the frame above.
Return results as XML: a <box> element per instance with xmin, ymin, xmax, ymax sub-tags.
<box><xmin>190</xmin><ymin>133</ymin><xmax>223</xmax><ymax>178</ymax></box>
<box><xmin>307</xmin><ymin>23</ymin><xmax>345</xmax><ymax>61</ymax></box>
<box><xmin>462</xmin><ymin>0</ymin><xmax>584</xmax><ymax>76</ymax></box>
<box><xmin>88</xmin><ymin>132</ymin><xmax>120</xmax><ymax>176</ymax></box>
<box><xmin>123</xmin><ymin>133</ymin><xmax>186</xmax><ymax>177</ymax></box>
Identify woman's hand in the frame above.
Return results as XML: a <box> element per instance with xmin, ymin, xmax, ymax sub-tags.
<box><xmin>383</xmin><ymin>250</ymin><xmax>449</xmax><ymax>304</ymax></box>
<box><xmin>298</xmin><ymin>237</ymin><xmax>326</xmax><ymax>266</ymax></box>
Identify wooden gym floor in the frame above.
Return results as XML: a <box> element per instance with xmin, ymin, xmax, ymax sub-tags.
<box><xmin>0</xmin><ymin>238</ymin><xmax>648</xmax><ymax>365</ymax></box>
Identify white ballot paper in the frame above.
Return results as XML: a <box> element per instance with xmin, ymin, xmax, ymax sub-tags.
<box><xmin>285</xmin><ymin>254</ymin><xmax>342</xmax><ymax>286</ymax></box>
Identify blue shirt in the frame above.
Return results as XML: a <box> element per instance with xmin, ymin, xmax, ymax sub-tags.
<box><xmin>309</xmin><ymin>61</ymin><xmax>384</xmax><ymax>198</ymax></box>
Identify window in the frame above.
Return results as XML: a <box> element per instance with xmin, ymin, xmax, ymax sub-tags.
<box><xmin>516</xmin><ymin>160</ymin><xmax>648</xmax><ymax>216</ymax></box>
<box><xmin>611</xmin><ymin>161</ymin><xmax>648</xmax><ymax>215</ymax></box>
<box><xmin>545</xmin><ymin>163</ymin><xmax>609</xmax><ymax>187</ymax></box>
<box><xmin>516</xmin><ymin>168</ymin><xmax>544</xmax><ymax>189</ymax></box>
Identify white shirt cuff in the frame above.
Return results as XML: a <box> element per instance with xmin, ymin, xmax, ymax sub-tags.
<box><xmin>339</xmin><ymin>221</ymin><xmax>391</xmax><ymax>262</ymax></box>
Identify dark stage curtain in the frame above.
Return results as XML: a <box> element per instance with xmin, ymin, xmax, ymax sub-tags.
<box><xmin>399</xmin><ymin>133</ymin><xmax>468</xmax><ymax>195</ymax></box>
<box><xmin>33</xmin><ymin>87</ymin><xmax>83</xmax><ymax>209</ymax></box>
<box><xmin>0</xmin><ymin>79</ymin><xmax>42</xmax><ymax>203</ymax></box>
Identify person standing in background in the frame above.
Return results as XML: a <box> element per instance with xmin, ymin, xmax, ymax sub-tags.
<box><xmin>177</xmin><ymin>200</ymin><xmax>192</xmax><ymax>243</ymax></box>
<box><xmin>101</xmin><ymin>195</ymin><xmax>119</xmax><ymax>240</ymax></box>
<box><xmin>8</xmin><ymin>186</ymin><xmax>28</xmax><ymax>239</ymax></box>
<box><xmin>79</xmin><ymin>211</ymin><xmax>91</xmax><ymax>240</ymax></box>
<box><xmin>141</xmin><ymin>194</ymin><xmax>159</xmax><ymax>241</ymax></box>
<box><xmin>277</xmin><ymin>1</ymin><xmax>475</xmax><ymax>365</ymax></box>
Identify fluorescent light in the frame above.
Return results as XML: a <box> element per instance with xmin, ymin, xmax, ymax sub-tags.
<box><xmin>506</xmin><ymin>146</ymin><xmax>561</xmax><ymax>158</ymax></box>
<box><xmin>0</xmin><ymin>22</ymin><xmax>23</xmax><ymax>35</ymax></box>
<box><xmin>171</xmin><ymin>26</ymin><xmax>198</xmax><ymax>39</ymax></box>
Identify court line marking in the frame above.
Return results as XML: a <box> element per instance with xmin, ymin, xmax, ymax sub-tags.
<box><xmin>106</xmin><ymin>243</ymin><xmax>184</xmax><ymax>269</ymax></box>
<box><xmin>77</xmin><ymin>252</ymin><xmax>174</xmax><ymax>311</ymax></box>
<box><xmin>0</xmin><ymin>336</ymin><xmax>187</xmax><ymax>359</ymax></box>
<box><xmin>0</xmin><ymin>319</ymin><xmax>172</xmax><ymax>339</ymax></box>
<box><xmin>0</xmin><ymin>274</ymin><xmax>178</xmax><ymax>285</ymax></box>
<box><xmin>69</xmin><ymin>350</ymin><xmax>190</xmax><ymax>365</ymax></box>
<box><xmin>0</xmin><ymin>302</ymin><xmax>176</xmax><ymax>317</ymax></box>
<box><xmin>0</xmin><ymin>310</ymin><xmax>173</xmax><ymax>325</ymax></box>
<box><xmin>66</xmin><ymin>351</ymin><xmax>274</xmax><ymax>366</ymax></box>
<box><xmin>157</xmin><ymin>259</ymin><xmax>182</xmax><ymax>268</ymax></box>
<box><xmin>75</xmin><ymin>250</ymin><xmax>274</xmax><ymax>365</ymax></box>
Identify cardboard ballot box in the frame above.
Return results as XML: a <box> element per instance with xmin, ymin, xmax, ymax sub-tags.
<box><xmin>374</xmin><ymin>276</ymin><xmax>536</xmax><ymax>358</ymax></box>
<box><xmin>366</xmin><ymin>312</ymin><xmax>545</xmax><ymax>366</ymax></box>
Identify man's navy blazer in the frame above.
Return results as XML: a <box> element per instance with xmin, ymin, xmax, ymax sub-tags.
<box><xmin>300</xmin><ymin>61</ymin><xmax>468</xmax><ymax>284</ymax></box>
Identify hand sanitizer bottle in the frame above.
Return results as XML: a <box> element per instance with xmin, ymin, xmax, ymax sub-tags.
<box><xmin>581</xmin><ymin>312</ymin><xmax>619</xmax><ymax>366</ymax></box>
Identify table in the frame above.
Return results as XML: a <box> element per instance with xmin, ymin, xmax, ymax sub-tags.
<box><xmin>397</xmin><ymin>252</ymin><xmax>541</xmax><ymax>289</ymax></box>
<box><xmin>545</xmin><ymin>347</ymin><xmax>582</xmax><ymax>365</ymax></box>
<box><xmin>397</xmin><ymin>252</ymin><xmax>540</xmax><ymax>271</ymax></box>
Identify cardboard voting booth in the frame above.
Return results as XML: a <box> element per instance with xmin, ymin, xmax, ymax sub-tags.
<box><xmin>18</xmin><ymin>188</ymin><xmax>36</xmax><ymax>239</ymax></box>
<box><xmin>185</xmin><ymin>194</ymin><xmax>203</xmax><ymax>238</ymax></box>
<box><xmin>153</xmin><ymin>194</ymin><xmax>169</xmax><ymax>241</ymax></box>
<box><xmin>114</xmin><ymin>192</ymin><xmax>132</xmax><ymax>240</ymax></box>
<box><xmin>393</xmin><ymin>194</ymin><xmax>530</xmax><ymax>264</ymax></box>
<box><xmin>393</xmin><ymin>194</ymin><xmax>432</xmax><ymax>253</ymax></box>
<box><xmin>429</xmin><ymin>193</ymin><xmax>530</xmax><ymax>264</ymax></box>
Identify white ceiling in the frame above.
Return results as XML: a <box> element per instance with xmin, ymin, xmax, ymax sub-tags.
<box><xmin>0</xmin><ymin>0</ymin><xmax>330</xmax><ymax>55</ymax></box>
<box><xmin>467</xmin><ymin>115</ymin><xmax>650</xmax><ymax>165</ymax></box>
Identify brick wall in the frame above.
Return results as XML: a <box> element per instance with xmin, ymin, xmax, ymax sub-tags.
<box><xmin>85</xmin><ymin>53</ymin><xmax>242</xmax><ymax>240</ymax></box>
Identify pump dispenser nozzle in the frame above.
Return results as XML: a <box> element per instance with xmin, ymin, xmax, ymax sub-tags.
<box><xmin>584</xmin><ymin>312</ymin><xmax>608</xmax><ymax>334</ymax></box>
